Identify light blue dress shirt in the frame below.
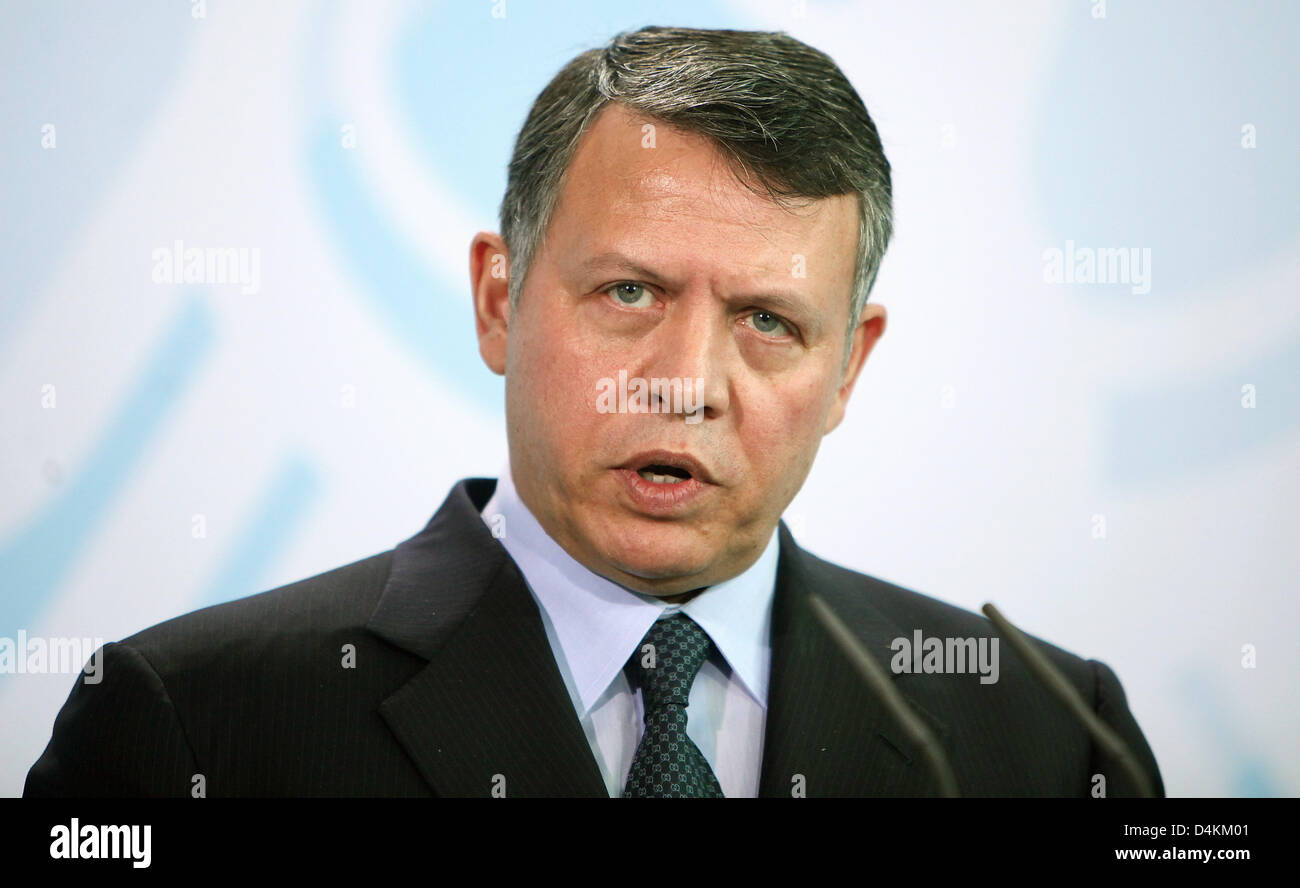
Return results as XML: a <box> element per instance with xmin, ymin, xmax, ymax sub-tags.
<box><xmin>480</xmin><ymin>463</ymin><xmax>779</xmax><ymax>797</ymax></box>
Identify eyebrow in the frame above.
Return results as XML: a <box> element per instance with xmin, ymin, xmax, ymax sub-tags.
<box><xmin>577</xmin><ymin>252</ymin><xmax>668</xmax><ymax>285</ymax></box>
<box><xmin>577</xmin><ymin>251</ymin><xmax>824</xmax><ymax>336</ymax></box>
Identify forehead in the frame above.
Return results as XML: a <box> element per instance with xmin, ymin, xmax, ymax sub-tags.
<box><xmin>542</xmin><ymin>103</ymin><xmax>858</xmax><ymax>306</ymax></box>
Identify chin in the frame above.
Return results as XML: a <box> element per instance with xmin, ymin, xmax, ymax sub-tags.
<box><xmin>588</xmin><ymin>521</ymin><xmax>715</xmax><ymax>584</ymax></box>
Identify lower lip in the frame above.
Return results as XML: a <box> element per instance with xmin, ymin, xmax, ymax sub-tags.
<box><xmin>615</xmin><ymin>468</ymin><xmax>714</xmax><ymax>514</ymax></box>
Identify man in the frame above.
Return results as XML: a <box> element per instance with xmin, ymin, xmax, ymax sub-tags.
<box><xmin>26</xmin><ymin>26</ymin><xmax>1162</xmax><ymax>798</ymax></box>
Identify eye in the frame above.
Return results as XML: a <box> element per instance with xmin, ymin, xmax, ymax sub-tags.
<box><xmin>605</xmin><ymin>281</ymin><xmax>655</xmax><ymax>309</ymax></box>
<box><xmin>746</xmin><ymin>310</ymin><xmax>792</xmax><ymax>338</ymax></box>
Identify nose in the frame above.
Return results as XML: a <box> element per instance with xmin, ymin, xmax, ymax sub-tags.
<box><xmin>640</xmin><ymin>294</ymin><xmax>732</xmax><ymax>422</ymax></box>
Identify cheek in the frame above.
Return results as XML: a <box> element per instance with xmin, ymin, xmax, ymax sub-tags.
<box><xmin>744</xmin><ymin>376</ymin><xmax>835</xmax><ymax>467</ymax></box>
<box><xmin>509</xmin><ymin>309</ymin><xmax>608</xmax><ymax>445</ymax></box>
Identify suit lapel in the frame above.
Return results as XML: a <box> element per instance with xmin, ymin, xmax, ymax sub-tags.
<box><xmin>366</xmin><ymin>481</ymin><xmax>950</xmax><ymax>798</ymax></box>
<box><xmin>759</xmin><ymin>523</ymin><xmax>950</xmax><ymax>797</ymax></box>
<box><xmin>367</xmin><ymin>479</ymin><xmax>608</xmax><ymax>798</ymax></box>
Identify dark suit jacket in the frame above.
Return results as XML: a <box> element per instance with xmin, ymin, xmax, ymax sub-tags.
<box><xmin>25</xmin><ymin>478</ymin><xmax>1163</xmax><ymax>797</ymax></box>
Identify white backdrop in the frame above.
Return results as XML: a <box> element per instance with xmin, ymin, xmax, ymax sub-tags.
<box><xmin>2</xmin><ymin>0</ymin><xmax>1296</xmax><ymax>797</ymax></box>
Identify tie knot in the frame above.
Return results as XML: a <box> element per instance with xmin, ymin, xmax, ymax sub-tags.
<box><xmin>629</xmin><ymin>614</ymin><xmax>713</xmax><ymax>711</ymax></box>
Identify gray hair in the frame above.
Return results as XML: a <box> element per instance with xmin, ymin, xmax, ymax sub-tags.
<box><xmin>500</xmin><ymin>25</ymin><xmax>893</xmax><ymax>354</ymax></box>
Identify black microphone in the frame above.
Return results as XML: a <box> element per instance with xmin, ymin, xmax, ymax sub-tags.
<box><xmin>981</xmin><ymin>602</ymin><xmax>1157</xmax><ymax>799</ymax></box>
<box><xmin>807</xmin><ymin>593</ymin><xmax>961</xmax><ymax>797</ymax></box>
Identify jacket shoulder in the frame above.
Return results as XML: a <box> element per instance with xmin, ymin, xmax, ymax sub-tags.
<box><xmin>788</xmin><ymin>543</ymin><xmax>1164</xmax><ymax>796</ymax></box>
<box><xmin>795</xmin><ymin>544</ymin><xmax>1093</xmax><ymax>678</ymax></box>
<box><xmin>120</xmin><ymin>550</ymin><xmax>396</xmax><ymax>673</ymax></box>
<box><xmin>24</xmin><ymin>549</ymin><xmax>433</xmax><ymax>797</ymax></box>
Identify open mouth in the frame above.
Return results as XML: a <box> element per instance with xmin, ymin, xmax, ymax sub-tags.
<box><xmin>616</xmin><ymin>452</ymin><xmax>713</xmax><ymax>511</ymax></box>
<box><xmin>636</xmin><ymin>464</ymin><xmax>693</xmax><ymax>485</ymax></box>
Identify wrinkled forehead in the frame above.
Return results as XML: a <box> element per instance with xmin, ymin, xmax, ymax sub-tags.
<box><xmin>542</xmin><ymin>104</ymin><xmax>859</xmax><ymax>315</ymax></box>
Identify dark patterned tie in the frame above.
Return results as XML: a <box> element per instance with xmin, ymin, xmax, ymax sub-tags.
<box><xmin>622</xmin><ymin>613</ymin><xmax>725</xmax><ymax>798</ymax></box>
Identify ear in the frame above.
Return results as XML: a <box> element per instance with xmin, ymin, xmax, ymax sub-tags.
<box><xmin>823</xmin><ymin>303</ymin><xmax>887</xmax><ymax>435</ymax></box>
<box><xmin>470</xmin><ymin>232</ymin><xmax>511</xmax><ymax>375</ymax></box>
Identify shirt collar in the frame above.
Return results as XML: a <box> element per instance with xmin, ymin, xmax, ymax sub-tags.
<box><xmin>480</xmin><ymin>463</ymin><xmax>777</xmax><ymax>715</ymax></box>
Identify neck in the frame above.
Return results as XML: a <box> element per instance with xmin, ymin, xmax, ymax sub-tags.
<box><xmin>655</xmin><ymin>587</ymin><xmax>708</xmax><ymax>606</ymax></box>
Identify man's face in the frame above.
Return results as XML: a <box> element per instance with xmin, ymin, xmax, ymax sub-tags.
<box><xmin>472</xmin><ymin>103</ymin><xmax>885</xmax><ymax>597</ymax></box>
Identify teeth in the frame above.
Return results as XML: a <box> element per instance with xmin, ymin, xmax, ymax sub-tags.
<box><xmin>637</xmin><ymin>468</ymin><xmax>685</xmax><ymax>484</ymax></box>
